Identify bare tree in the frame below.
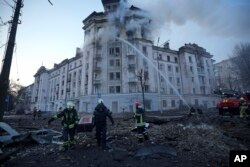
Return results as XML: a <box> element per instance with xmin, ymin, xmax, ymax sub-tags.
<box><xmin>136</xmin><ymin>69</ymin><xmax>149</xmax><ymax>111</ymax></box>
<box><xmin>231</xmin><ymin>43</ymin><xmax>250</xmax><ymax>91</ymax></box>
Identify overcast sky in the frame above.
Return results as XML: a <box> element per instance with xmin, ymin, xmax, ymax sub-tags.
<box><xmin>0</xmin><ymin>0</ymin><xmax>250</xmax><ymax>86</ymax></box>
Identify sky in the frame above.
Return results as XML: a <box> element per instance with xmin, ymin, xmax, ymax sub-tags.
<box><xmin>0</xmin><ymin>0</ymin><xmax>250</xmax><ymax>87</ymax></box>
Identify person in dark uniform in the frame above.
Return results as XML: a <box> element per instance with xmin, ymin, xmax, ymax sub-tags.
<box><xmin>48</xmin><ymin>101</ymin><xmax>79</xmax><ymax>151</ymax></box>
<box><xmin>93</xmin><ymin>99</ymin><xmax>114</xmax><ymax>150</ymax></box>
<box><xmin>134</xmin><ymin>102</ymin><xmax>149</xmax><ymax>143</ymax></box>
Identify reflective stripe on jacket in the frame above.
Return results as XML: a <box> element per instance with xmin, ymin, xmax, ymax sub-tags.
<box><xmin>53</xmin><ymin>108</ymin><xmax>79</xmax><ymax>128</ymax></box>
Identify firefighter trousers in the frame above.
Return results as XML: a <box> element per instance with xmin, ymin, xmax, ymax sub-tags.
<box><xmin>96</xmin><ymin>125</ymin><xmax>107</xmax><ymax>149</ymax></box>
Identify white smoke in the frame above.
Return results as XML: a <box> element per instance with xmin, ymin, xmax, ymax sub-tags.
<box><xmin>129</xmin><ymin>0</ymin><xmax>250</xmax><ymax>37</ymax></box>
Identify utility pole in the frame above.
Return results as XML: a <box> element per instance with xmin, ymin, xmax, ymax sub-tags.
<box><xmin>0</xmin><ymin>0</ymin><xmax>23</xmax><ymax>121</ymax></box>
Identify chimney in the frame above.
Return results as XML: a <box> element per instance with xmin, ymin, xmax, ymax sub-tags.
<box><xmin>163</xmin><ymin>42</ymin><xmax>170</xmax><ymax>49</ymax></box>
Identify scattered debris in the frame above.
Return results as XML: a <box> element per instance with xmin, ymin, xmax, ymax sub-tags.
<box><xmin>30</xmin><ymin>129</ymin><xmax>62</xmax><ymax>144</ymax></box>
<box><xmin>135</xmin><ymin>144</ymin><xmax>177</xmax><ymax>157</ymax></box>
<box><xmin>77</xmin><ymin>115</ymin><xmax>94</xmax><ymax>132</ymax></box>
<box><xmin>0</xmin><ymin>122</ymin><xmax>20</xmax><ymax>143</ymax></box>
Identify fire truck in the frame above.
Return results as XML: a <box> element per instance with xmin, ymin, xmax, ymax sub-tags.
<box><xmin>216</xmin><ymin>90</ymin><xmax>250</xmax><ymax>115</ymax></box>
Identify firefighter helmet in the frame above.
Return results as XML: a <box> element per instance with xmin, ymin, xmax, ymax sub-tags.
<box><xmin>240</xmin><ymin>97</ymin><xmax>245</xmax><ymax>101</ymax></box>
<box><xmin>134</xmin><ymin>101</ymin><xmax>141</xmax><ymax>107</ymax></box>
<box><xmin>98</xmin><ymin>98</ymin><xmax>104</xmax><ymax>104</ymax></box>
<box><xmin>67</xmin><ymin>101</ymin><xmax>74</xmax><ymax>109</ymax></box>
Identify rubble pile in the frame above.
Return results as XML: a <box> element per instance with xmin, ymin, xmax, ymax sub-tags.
<box><xmin>1</xmin><ymin>111</ymin><xmax>250</xmax><ymax>167</ymax></box>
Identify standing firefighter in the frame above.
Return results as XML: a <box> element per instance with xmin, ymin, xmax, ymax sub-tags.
<box><xmin>239</xmin><ymin>97</ymin><xmax>248</xmax><ymax>119</ymax></box>
<box><xmin>48</xmin><ymin>101</ymin><xmax>79</xmax><ymax>150</ymax></box>
<box><xmin>93</xmin><ymin>99</ymin><xmax>114</xmax><ymax>150</ymax></box>
<box><xmin>134</xmin><ymin>102</ymin><xmax>149</xmax><ymax>143</ymax></box>
<box><xmin>33</xmin><ymin>107</ymin><xmax>37</xmax><ymax>120</ymax></box>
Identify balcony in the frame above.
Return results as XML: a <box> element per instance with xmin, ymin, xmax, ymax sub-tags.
<box><xmin>94</xmin><ymin>67</ymin><xmax>101</xmax><ymax>72</ymax></box>
<box><xmin>128</xmin><ymin>64</ymin><xmax>136</xmax><ymax>70</ymax></box>
<box><xmin>94</xmin><ymin>54</ymin><xmax>102</xmax><ymax>60</ymax></box>
<box><xmin>93</xmin><ymin>79</ymin><xmax>101</xmax><ymax>85</ymax></box>
<box><xmin>128</xmin><ymin>77</ymin><xmax>137</xmax><ymax>83</ymax></box>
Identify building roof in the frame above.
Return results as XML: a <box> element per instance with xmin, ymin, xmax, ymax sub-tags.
<box><xmin>82</xmin><ymin>11</ymin><xmax>105</xmax><ymax>24</ymax></box>
<box><xmin>101</xmin><ymin>0</ymin><xmax>120</xmax><ymax>5</ymax></box>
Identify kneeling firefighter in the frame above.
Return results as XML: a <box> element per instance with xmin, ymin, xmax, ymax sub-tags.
<box><xmin>134</xmin><ymin>102</ymin><xmax>149</xmax><ymax>143</ymax></box>
<box><xmin>48</xmin><ymin>101</ymin><xmax>79</xmax><ymax>150</ymax></box>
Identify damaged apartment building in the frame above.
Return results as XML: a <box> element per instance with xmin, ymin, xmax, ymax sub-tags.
<box><xmin>29</xmin><ymin>0</ymin><xmax>219</xmax><ymax>112</ymax></box>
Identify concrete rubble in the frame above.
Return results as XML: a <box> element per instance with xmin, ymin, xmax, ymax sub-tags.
<box><xmin>1</xmin><ymin>111</ymin><xmax>250</xmax><ymax>167</ymax></box>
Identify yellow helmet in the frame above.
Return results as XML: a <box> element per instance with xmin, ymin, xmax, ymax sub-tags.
<box><xmin>67</xmin><ymin>101</ymin><xmax>74</xmax><ymax>110</ymax></box>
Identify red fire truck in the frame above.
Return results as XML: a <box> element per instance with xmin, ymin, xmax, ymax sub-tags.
<box><xmin>216</xmin><ymin>90</ymin><xmax>250</xmax><ymax>115</ymax></box>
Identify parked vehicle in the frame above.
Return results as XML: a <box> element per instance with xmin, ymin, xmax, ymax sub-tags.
<box><xmin>216</xmin><ymin>90</ymin><xmax>250</xmax><ymax>115</ymax></box>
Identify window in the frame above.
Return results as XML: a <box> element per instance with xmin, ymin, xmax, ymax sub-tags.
<box><xmin>175</xmin><ymin>57</ymin><xmax>178</xmax><ymax>63</ymax></box>
<box><xmin>116</xmin><ymin>86</ymin><xmax>121</xmax><ymax>93</ymax></box>
<box><xmin>116</xmin><ymin>59</ymin><xmax>120</xmax><ymax>67</ymax></box>
<box><xmin>158</xmin><ymin>54</ymin><xmax>162</xmax><ymax>60</ymax></box>
<box><xmin>116</xmin><ymin>72</ymin><xmax>121</xmax><ymax>80</ymax></box>
<box><xmin>143</xmin><ymin>46</ymin><xmax>147</xmax><ymax>54</ymax></box>
<box><xmin>176</xmin><ymin>67</ymin><xmax>179</xmax><ymax>73</ymax></box>
<box><xmin>169</xmin><ymin>77</ymin><xmax>173</xmax><ymax>83</ymax></box>
<box><xmin>193</xmin><ymin>88</ymin><xmax>196</xmax><ymax>94</ymax></box>
<box><xmin>190</xmin><ymin>66</ymin><xmax>193</xmax><ymax>73</ymax></box>
<box><xmin>170</xmin><ymin>88</ymin><xmax>174</xmax><ymax>94</ymax></box>
<box><xmin>110</xmin><ymin>60</ymin><xmax>114</xmax><ymax>66</ymax></box>
<box><xmin>189</xmin><ymin>56</ymin><xmax>192</xmax><ymax>63</ymax></box>
<box><xmin>115</xmin><ymin>47</ymin><xmax>120</xmax><ymax>54</ymax></box>
<box><xmin>192</xmin><ymin>77</ymin><xmax>194</xmax><ymax>83</ymax></box>
<box><xmin>177</xmin><ymin>77</ymin><xmax>180</xmax><ymax>85</ymax></box>
<box><xmin>167</xmin><ymin>56</ymin><xmax>170</xmax><ymax>62</ymax></box>
<box><xmin>159</xmin><ymin>63</ymin><xmax>164</xmax><ymax>71</ymax></box>
<box><xmin>109</xmin><ymin>86</ymin><xmax>115</xmax><ymax>93</ymax></box>
<box><xmin>109</xmin><ymin>48</ymin><xmax>114</xmax><ymax>55</ymax></box>
<box><xmin>145</xmin><ymin>85</ymin><xmax>149</xmax><ymax>92</ymax></box>
<box><xmin>168</xmin><ymin>65</ymin><xmax>172</xmax><ymax>72</ymax></box>
<box><xmin>171</xmin><ymin>100</ymin><xmax>175</xmax><ymax>107</ymax></box>
<box><xmin>162</xmin><ymin>100</ymin><xmax>167</xmax><ymax>108</ymax></box>
<box><xmin>110</xmin><ymin>73</ymin><xmax>114</xmax><ymax>80</ymax></box>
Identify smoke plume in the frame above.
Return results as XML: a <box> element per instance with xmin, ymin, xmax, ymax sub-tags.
<box><xmin>129</xmin><ymin>0</ymin><xmax>250</xmax><ymax>37</ymax></box>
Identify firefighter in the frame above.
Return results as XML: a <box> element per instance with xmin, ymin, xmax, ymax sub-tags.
<box><xmin>134</xmin><ymin>102</ymin><xmax>149</xmax><ymax>143</ymax></box>
<box><xmin>239</xmin><ymin>97</ymin><xmax>248</xmax><ymax>119</ymax></box>
<box><xmin>33</xmin><ymin>107</ymin><xmax>37</xmax><ymax>120</ymax></box>
<box><xmin>48</xmin><ymin>101</ymin><xmax>79</xmax><ymax>150</ymax></box>
<box><xmin>93</xmin><ymin>99</ymin><xmax>114</xmax><ymax>150</ymax></box>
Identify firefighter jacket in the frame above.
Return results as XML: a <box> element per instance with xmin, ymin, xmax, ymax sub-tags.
<box><xmin>53</xmin><ymin>108</ymin><xmax>79</xmax><ymax>129</ymax></box>
<box><xmin>240</xmin><ymin>100</ymin><xmax>248</xmax><ymax>107</ymax></box>
<box><xmin>93</xmin><ymin>103</ymin><xmax>114</xmax><ymax>127</ymax></box>
<box><xmin>135</xmin><ymin>107</ymin><xmax>145</xmax><ymax>127</ymax></box>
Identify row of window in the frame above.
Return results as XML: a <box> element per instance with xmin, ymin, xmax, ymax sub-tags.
<box><xmin>159</xmin><ymin>64</ymin><xmax>179</xmax><ymax>73</ymax></box>
<box><xmin>158</xmin><ymin>54</ymin><xmax>178</xmax><ymax>63</ymax></box>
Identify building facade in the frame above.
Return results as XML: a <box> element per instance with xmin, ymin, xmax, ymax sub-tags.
<box><xmin>214</xmin><ymin>58</ymin><xmax>243</xmax><ymax>92</ymax></box>
<box><xmin>29</xmin><ymin>0</ymin><xmax>219</xmax><ymax>112</ymax></box>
